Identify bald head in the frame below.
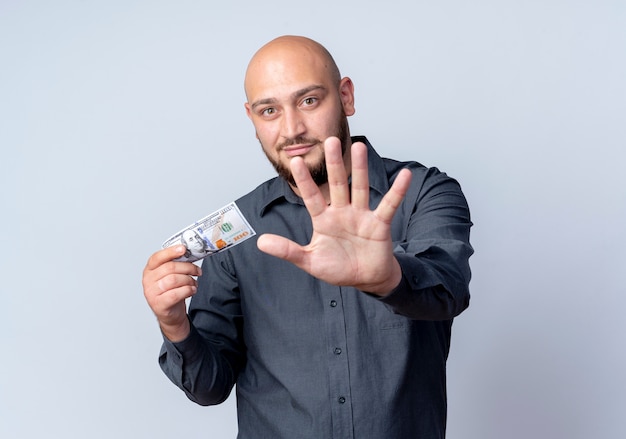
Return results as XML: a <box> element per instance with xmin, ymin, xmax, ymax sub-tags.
<box><xmin>244</xmin><ymin>36</ymin><xmax>341</xmax><ymax>100</ymax></box>
<box><xmin>243</xmin><ymin>36</ymin><xmax>355</xmax><ymax>192</ymax></box>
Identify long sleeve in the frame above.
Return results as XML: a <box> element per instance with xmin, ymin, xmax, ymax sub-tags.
<box><xmin>158</xmin><ymin>250</ymin><xmax>246</xmax><ymax>406</ymax></box>
<box><xmin>379</xmin><ymin>164</ymin><xmax>473</xmax><ymax>320</ymax></box>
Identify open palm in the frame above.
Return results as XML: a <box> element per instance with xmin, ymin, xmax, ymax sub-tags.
<box><xmin>257</xmin><ymin>137</ymin><xmax>412</xmax><ymax>295</ymax></box>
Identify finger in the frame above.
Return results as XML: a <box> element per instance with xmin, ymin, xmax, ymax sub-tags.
<box><xmin>145</xmin><ymin>245</ymin><xmax>188</xmax><ymax>270</ymax></box>
<box><xmin>143</xmin><ymin>254</ymin><xmax>202</xmax><ymax>298</ymax></box>
<box><xmin>157</xmin><ymin>272</ymin><xmax>198</xmax><ymax>295</ymax></box>
<box><xmin>144</xmin><ymin>257</ymin><xmax>202</xmax><ymax>287</ymax></box>
<box><xmin>164</xmin><ymin>261</ymin><xmax>203</xmax><ymax>278</ymax></box>
<box><xmin>349</xmin><ymin>142</ymin><xmax>369</xmax><ymax>210</ymax></box>
<box><xmin>257</xmin><ymin>233</ymin><xmax>306</xmax><ymax>266</ymax></box>
<box><xmin>324</xmin><ymin>137</ymin><xmax>350</xmax><ymax>207</ymax></box>
<box><xmin>154</xmin><ymin>285</ymin><xmax>197</xmax><ymax>312</ymax></box>
<box><xmin>144</xmin><ymin>264</ymin><xmax>199</xmax><ymax>298</ymax></box>
<box><xmin>374</xmin><ymin>168</ymin><xmax>412</xmax><ymax>223</ymax></box>
<box><xmin>290</xmin><ymin>156</ymin><xmax>327</xmax><ymax>218</ymax></box>
<box><xmin>144</xmin><ymin>272</ymin><xmax>197</xmax><ymax>320</ymax></box>
<box><xmin>150</xmin><ymin>283</ymin><xmax>196</xmax><ymax>326</ymax></box>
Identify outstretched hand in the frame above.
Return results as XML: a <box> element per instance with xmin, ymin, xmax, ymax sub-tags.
<box><xmin>256</xmin><ymin>137</ymin><xmax>412</xmax><ymax>296</ymax></box>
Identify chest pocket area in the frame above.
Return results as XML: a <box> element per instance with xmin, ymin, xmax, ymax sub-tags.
<box><xmin>362</xmin><ymin>295</ymin><xmax>412</xmax><ymax>331</ymax></box>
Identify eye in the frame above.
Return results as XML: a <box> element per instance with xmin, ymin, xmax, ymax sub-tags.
<box><xmin>302</xmin><ymin>97</ymin><xmax>317</xmax><ymax>106</ymax></box>
<box><xmin>261</xmin><ymin>107</ymin><xmax>276</xmax><ymax>116</ymax></box>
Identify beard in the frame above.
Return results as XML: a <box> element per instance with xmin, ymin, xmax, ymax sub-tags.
<box><xmin>261</xmin><ymin>111</ymin><xmax>351</xmax><ymax>187</ymax></box>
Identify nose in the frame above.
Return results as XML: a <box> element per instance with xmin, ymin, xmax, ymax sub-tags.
<box><xmin>281</xmin><ymin>108</ymin><xmax>306</xmax><ymax>140</ymax></box>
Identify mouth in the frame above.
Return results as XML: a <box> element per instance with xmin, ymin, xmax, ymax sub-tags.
<box><xmin>282</xmin><ymin>143</ymin><xmax>318</xmax><ymax>158</ymax></box>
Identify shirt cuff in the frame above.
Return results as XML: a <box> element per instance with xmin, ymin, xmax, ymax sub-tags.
<box><xmin>162</xmin><ymin>320</ymin><xmax>206</xmax><ymax>365</ymax></box>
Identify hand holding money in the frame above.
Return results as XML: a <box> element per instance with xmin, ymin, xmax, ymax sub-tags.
<box><xmin>142</xmin><ymin>245</ymin><xmax>201</xmax><ymax>342</ymax></box>
<box><xmin>144</xmin><ymin>202</ymin><xmax>256</xmax><ymax>341</ymax></box>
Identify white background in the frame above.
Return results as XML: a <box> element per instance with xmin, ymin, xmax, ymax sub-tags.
<box><xmin>1</xmin><ymin>1</ymin><xmax>625</xmax><ymax>438</ymax></box>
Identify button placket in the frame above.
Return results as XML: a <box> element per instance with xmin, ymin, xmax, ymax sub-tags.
<box><xmin>322</xmin><ymin>287</ymin><xmax>354</xmax><ymax>436</ymax></box>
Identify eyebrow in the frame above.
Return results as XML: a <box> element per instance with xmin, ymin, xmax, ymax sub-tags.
<box><xmin>250</xmin><ymin>84</ymin><xmax>326</xmax><ymax>110</ymax></box>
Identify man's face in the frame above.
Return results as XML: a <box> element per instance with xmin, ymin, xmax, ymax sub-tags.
<box><xmin>244</xmin><ymin>43</ymin><xmax>355</xmax><ymax>186</ymax></box>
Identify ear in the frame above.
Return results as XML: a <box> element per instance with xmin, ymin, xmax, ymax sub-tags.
<box><xmin>244</xmin><ymin>103</ymin><xmax>260</xmax><ymax>139</ymax></box>
<box><xmin>338</xmin><ymin>77</ymin><xmax>355</xmax><ymax>116</ymax></box>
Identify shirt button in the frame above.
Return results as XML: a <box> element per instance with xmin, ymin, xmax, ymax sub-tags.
<box><xmin>330</xmin><ymin>300</ymin><xmax>337</xmax><ymax>307</ymax></box>
<box><xmin>338</xmin><ymin>396</ymin><xmax>346</xmax><ymax>404</ymax></box>
<box><xmin>334</xmin><ymin>347</ymin><xmax>342</xmax><ymax>355</ymax></box>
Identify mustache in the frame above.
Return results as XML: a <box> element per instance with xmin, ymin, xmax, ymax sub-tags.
<box><xmin>276</xmin><ymin>137</ymin><xmax>322</xmax><ymax>150</ymax></box>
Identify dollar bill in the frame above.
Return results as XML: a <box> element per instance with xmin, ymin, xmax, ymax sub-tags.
<box><xmin>162</xmin><ymin>201</ymin><xmax>256</xmax><ymax>262</ymax></box>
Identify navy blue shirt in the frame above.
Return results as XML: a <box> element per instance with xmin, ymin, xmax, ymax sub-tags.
<box><xmin>159</xmin><ymin>137</ymin><xmax>473</xmax><ymax>438</ymax></box>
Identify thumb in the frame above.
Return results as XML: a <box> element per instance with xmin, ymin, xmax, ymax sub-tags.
<box><xmin>257</xmin><ymin>233</ymin><xmax>305</xmax><ymax>265</ymax></box>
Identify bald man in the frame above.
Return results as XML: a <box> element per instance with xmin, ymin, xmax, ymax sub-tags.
<box><xmin>143</xmin><ymin>36</ymin><xmax>473</xmax><ymax>438</ymax></box>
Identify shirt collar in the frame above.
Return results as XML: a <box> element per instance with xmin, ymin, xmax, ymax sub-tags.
<box><xmin>259</xmin><ymin>136</ymin><xmax>389</xmax><ymax>217</ymax></box>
